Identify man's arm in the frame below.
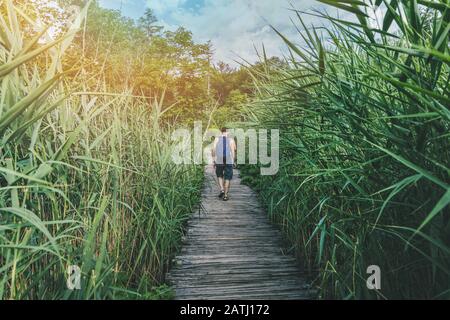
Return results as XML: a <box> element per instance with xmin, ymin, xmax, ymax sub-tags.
<box><xmin>231</xmin><ymin>139</ymin><xmax>237</xmax><ymax>165</ymax></box>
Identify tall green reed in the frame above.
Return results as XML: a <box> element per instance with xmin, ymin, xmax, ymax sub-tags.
<box><xmin>0</xmin><ymin>0</ymin><xmax>202</xmax><ymax>299</ymax></box>
<box><xmin>241</xmin><ymin>0</ymin><xmax>449</xmax><ymax>299</ymax></box>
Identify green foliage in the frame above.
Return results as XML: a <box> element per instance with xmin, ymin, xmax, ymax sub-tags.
<box><xmin>138</xmin><ymin>8</ymin><xmax>163</xmax><ymax>38</ymax></box>
<box><xmin>241</xmin><ymin>0</ymin><xmax>450</xmax><ymax>299</ymax></box>
<box><xmin>67</xmin><ymin>1</ymin><xmax>214</xmax><ymax>120</ymax></box>
<box><xmin>213</xmin><ymin>90</ymin><xmax>249</xmax><ymax>126</ymax></box>
<box><xmin>0</xmin><ymin>0</ymin><xmax>203</xmax><ymax>300</ymax></box>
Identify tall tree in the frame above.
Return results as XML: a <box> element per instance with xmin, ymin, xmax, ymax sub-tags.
<box><xmin>138</xmin><ymin>8</ymin><xmax>162</xmax><ymax>38</ymax></box>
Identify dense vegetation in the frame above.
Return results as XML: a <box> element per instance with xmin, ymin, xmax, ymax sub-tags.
<box><xmin>240</xmin><ymin>0</ymin><xmax>450</xmax><ymax>299</ymax></box>
<box><xmin>61</xmin><ymin>0</ymin><xmax>254</xmax><ymax>124</ymax></box>
<box><xmin>1</xmin><ymin>0</ymin><xmax>448</xmax><ymax>301</ymax></box>
<box><xmin>0</xmin><ymin>0</ymin><xmax>213</xmax><ymax>299</ymax></box>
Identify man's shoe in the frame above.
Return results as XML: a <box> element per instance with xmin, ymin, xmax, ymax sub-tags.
<box><xmin>223</xmin><ymin>194</ymin><xmax>229</xmax><ymax>201</ymax></box>
<box><xmin>218</xmin><ymin>191</ymin><xmax>225</xmax><ymax>198</ymax></box>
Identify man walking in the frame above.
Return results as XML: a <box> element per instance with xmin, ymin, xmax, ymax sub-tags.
<box><xmin>212</xmin><ymin>127</ymin><xmax>236</xmax><ymax>201</ymax></box>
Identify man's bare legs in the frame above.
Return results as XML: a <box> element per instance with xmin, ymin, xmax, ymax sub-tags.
<box><xmin>218</xmin><ymin>177</ymin><xmax>225</xmax><ymax>192</ymax></box>
<box><xmin>224</xmin><ymin>180</ymin><xmax>231</xmax><ymax>197</ymax></box>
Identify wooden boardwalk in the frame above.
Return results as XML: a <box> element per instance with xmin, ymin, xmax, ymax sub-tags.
<box><xmin>167</xmin><ymin>165</ymin><xmax>312</xmax><ymax>300</ymax></box>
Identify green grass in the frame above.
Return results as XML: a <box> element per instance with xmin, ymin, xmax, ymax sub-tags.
<box><xmin>240</xmin><ymin>0</ymin><xmax>450</xmax><ymax>299</ymax></box>
<box><xmin>0</xmin><ymin>1</ymin><xmax>202</xmax><ymax>299</ymax></box>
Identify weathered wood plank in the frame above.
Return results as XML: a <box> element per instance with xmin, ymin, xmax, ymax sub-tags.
<box><xmin>166</xmin><ymin>165</ymin><xmax>312</xmax><ymax>300</ymax></box>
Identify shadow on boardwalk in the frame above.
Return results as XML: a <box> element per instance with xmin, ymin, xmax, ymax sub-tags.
<box><xmin>167</xmin><ymin>165</ymin><xmax>313</xmax><ymax>300</ymax></box>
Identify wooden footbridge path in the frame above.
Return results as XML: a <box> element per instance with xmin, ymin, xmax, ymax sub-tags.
<box><xmin>167</xmin><ymin>165</ymin><xmax>312</xmax><ymax>300</ymax></box>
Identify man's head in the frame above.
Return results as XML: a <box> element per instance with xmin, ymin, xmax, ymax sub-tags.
<box><xmin>221</xmin><ymin>127</ymin><xmax>227</xmax><ymax>134</ymax></box>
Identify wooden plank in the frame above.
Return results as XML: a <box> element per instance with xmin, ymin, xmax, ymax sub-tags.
<box><xmin>166</xmin><ymin>165</ymin><xmax>312</xmax><ymax>300</ymax></box>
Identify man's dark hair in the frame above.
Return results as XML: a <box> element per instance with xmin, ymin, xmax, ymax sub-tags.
<box><xmin>221</xmin><ymin>127</ymin><xmax>227</xmax><ymax>133</ymax></box>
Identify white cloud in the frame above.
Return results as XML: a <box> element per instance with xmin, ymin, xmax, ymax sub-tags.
<box><xmin>145</xmin><ymin>0</ymin><xmax>338</xmax><ymax>66</ymax></box>
<box><xmin>149</xmin><ymin>0</ymin><xmax>187</xmax><ymax>15</ymax></box>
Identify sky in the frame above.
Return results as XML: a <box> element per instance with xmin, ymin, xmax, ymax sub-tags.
<box><xmin>98</xmin><ymin>0</ymin><xmax>378</xmax><ymax>66</ymax></box>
